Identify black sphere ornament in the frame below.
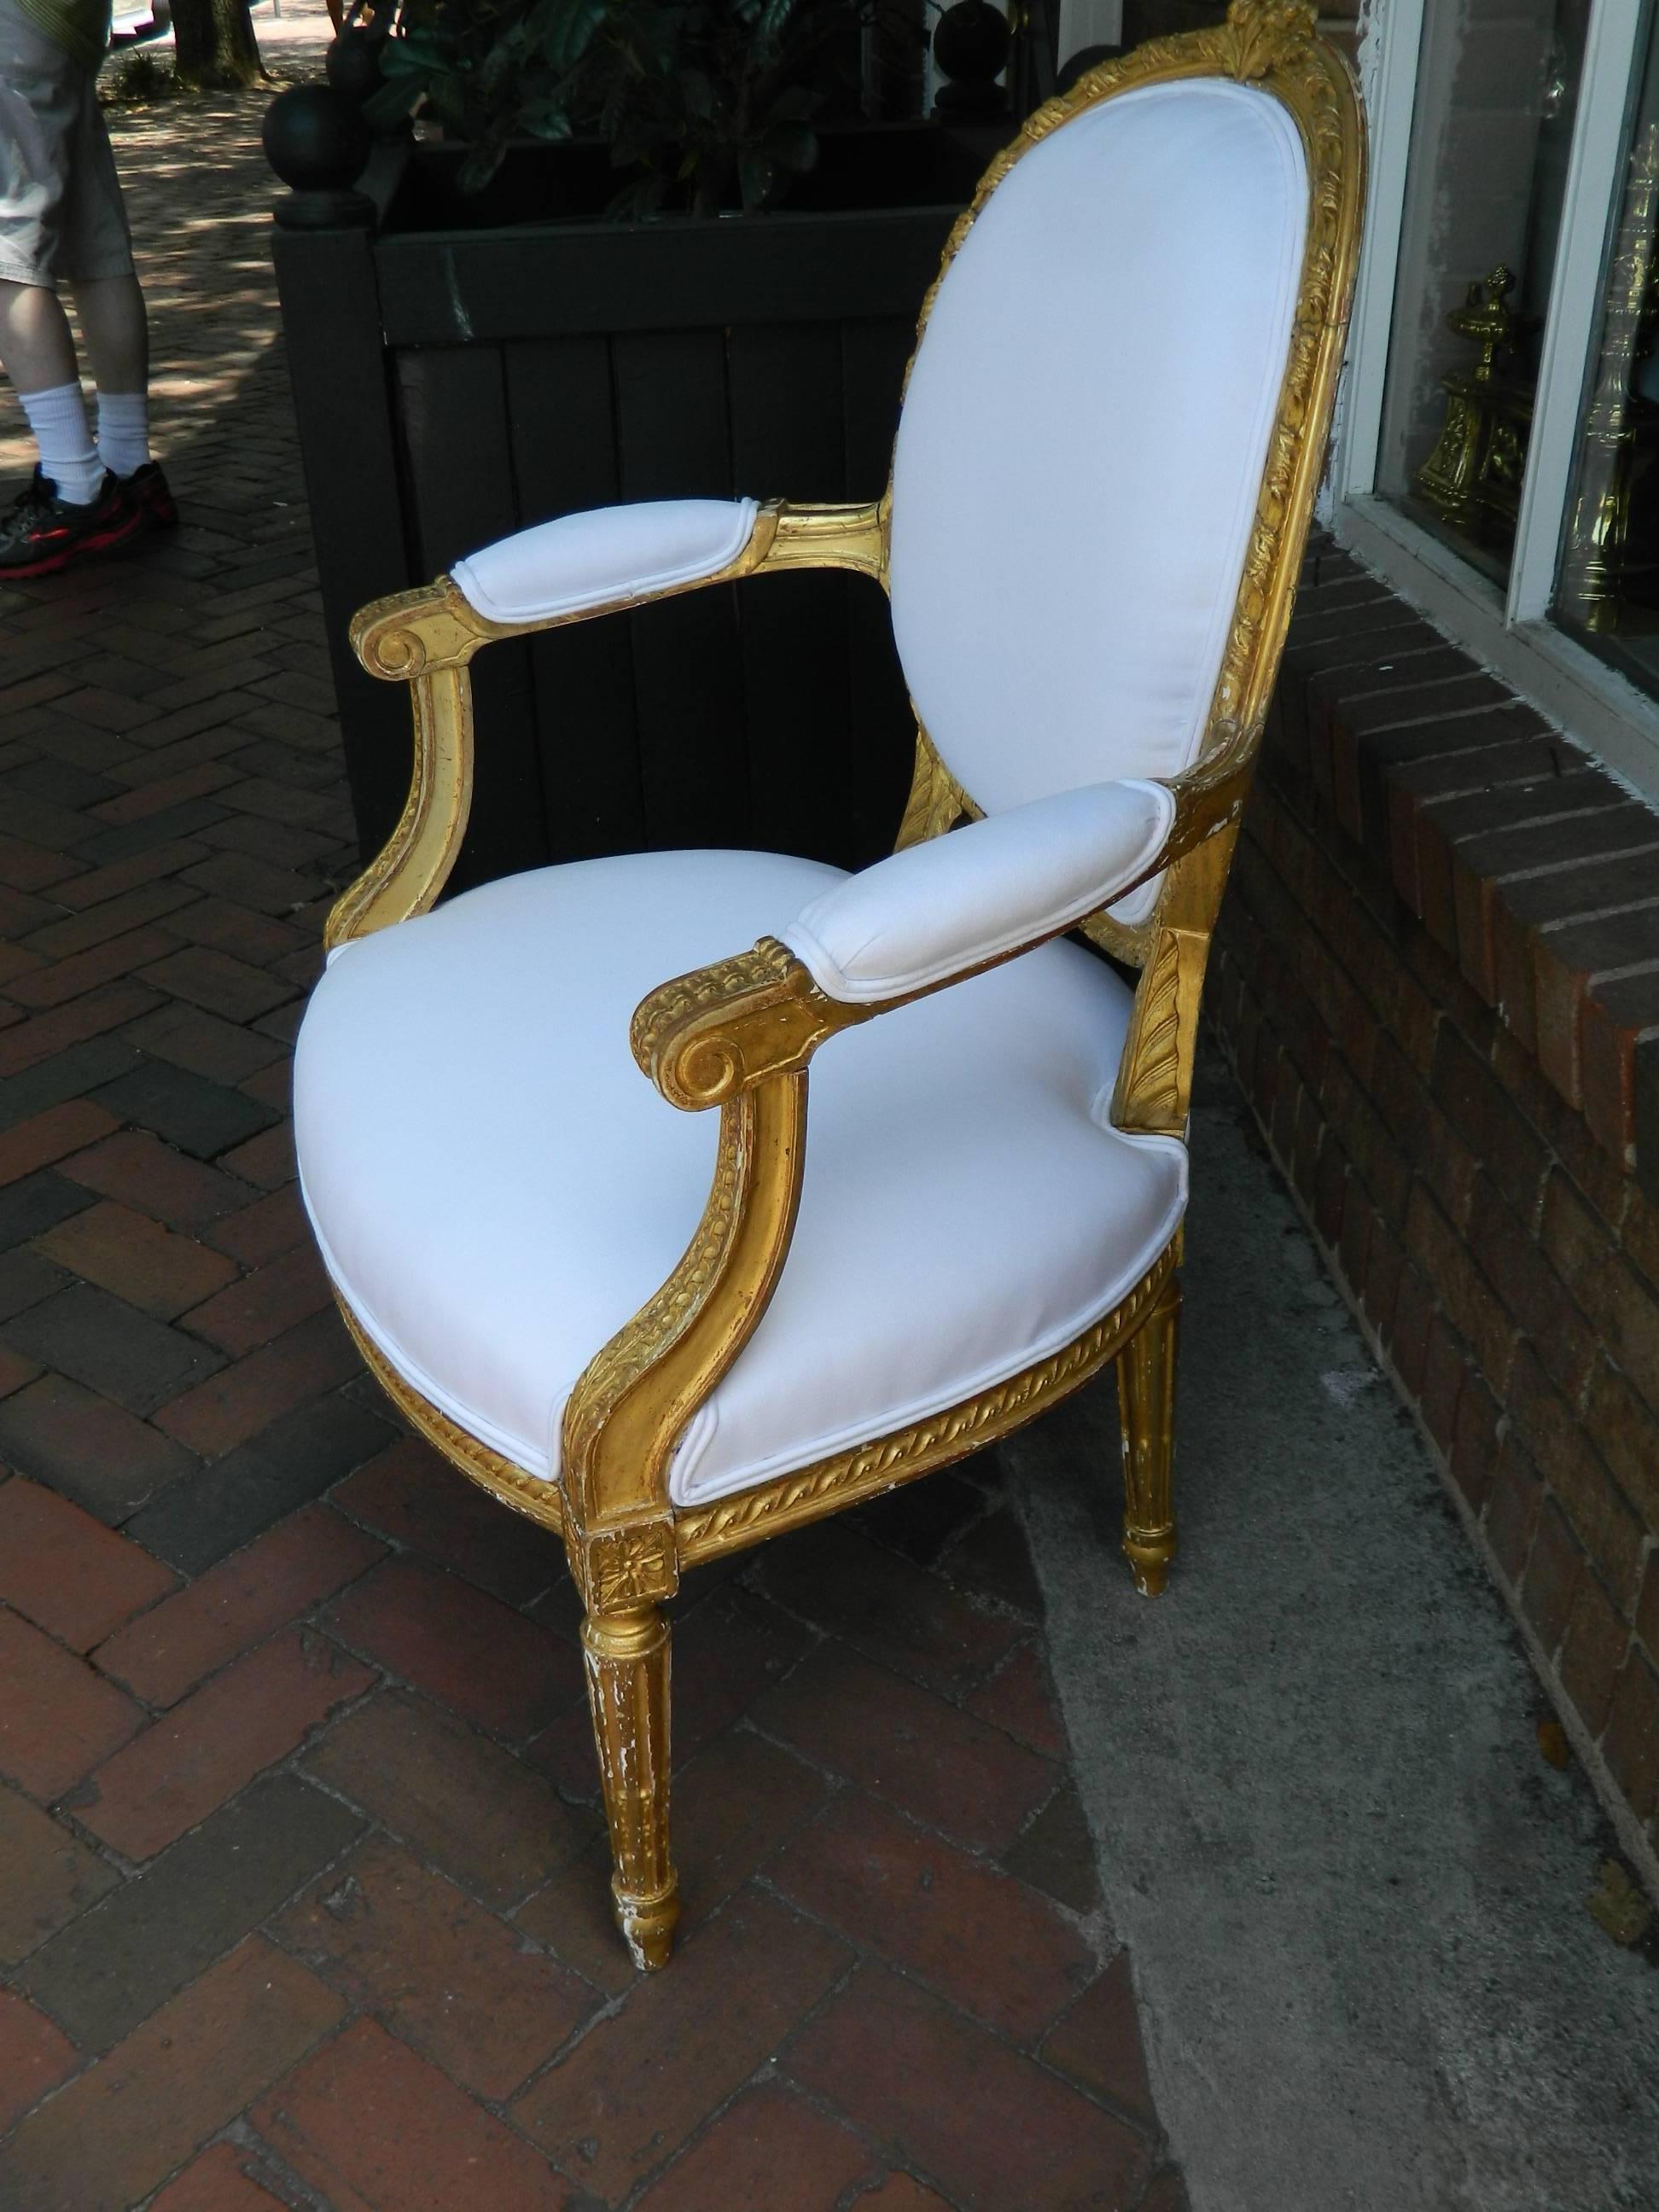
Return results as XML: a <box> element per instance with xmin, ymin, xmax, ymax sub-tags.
<box><xmin>932</xmin><ymin>0</ymin><xmax>1011</xmax><ymax>119</ymax></box>
<box><xmin>325</xmin><ymin>26</ymin><xmax>383</xmax><ymax>108</ymax></box>
<box><xmin>263</xmin><ymin>84</ymin><xmax>375</xmax><ymax>229</ymax></box>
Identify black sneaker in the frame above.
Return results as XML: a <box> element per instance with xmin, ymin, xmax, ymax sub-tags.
<box><xmin>0</xmin><ymin>469</ymin><xmax>142</xmax><ymax>579</ymax></box>
<box><xmin>124</xmin><ymin>461</ymin><xmax>179</xmax><ymax>532</ymax></box>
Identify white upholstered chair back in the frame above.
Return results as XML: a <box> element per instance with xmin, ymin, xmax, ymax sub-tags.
<box><xmin>888</xmin><ymin>76</ymin><xmax>1310</xmax><ymax>822</ymax></box>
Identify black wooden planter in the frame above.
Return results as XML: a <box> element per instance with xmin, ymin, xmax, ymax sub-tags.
<box><xmin>270</xmin><ymin>124</ymin><xmax>1004</xmax><ymax>890</ymax></box>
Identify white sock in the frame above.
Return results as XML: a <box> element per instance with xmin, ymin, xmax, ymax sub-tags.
<box><xmin>96</xmin><ymin>390</ymin><xmax>150</xmax><ymax>480</ymax></box>
<box><xmin>20</xmin><ymin>382</ymin><xmax>102</xmax><ymax>505</ymax></box>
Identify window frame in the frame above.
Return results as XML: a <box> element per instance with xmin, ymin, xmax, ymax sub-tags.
<box><xmin>1330</xmin><ymin>0</ymin><xmax>1659</xmax><ymax>806</ymax></box>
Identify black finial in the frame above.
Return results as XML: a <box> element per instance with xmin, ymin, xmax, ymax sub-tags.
<box><xmin>932</xmin><ymin>0</ymin><xmax>1013</xmax><ymax>119</ymax></box>
<box><xmin>264</xmin><ymin>84</ymin><xmax>375</xmax><ymax>230</ymax></box>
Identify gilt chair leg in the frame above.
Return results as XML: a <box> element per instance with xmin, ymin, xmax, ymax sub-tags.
<box><xmin>581</xmin><ymin>1604</ymin><xmax>680</xmax><ymax>1970</ymax></box>
<box><xmin>1117</xmin><ymin>1271</ymin><xmax>1181</xmax><ymax>1598</ymax></box>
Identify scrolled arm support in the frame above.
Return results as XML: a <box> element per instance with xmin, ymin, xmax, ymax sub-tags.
<box><xmin>325</xmin><ymin>504</ymin><xmax>889</xmax><ymax>957</ymax></box>
<box><xmin>631</xmin><ymin>939</ymin><xmax>873</xmax><ymax>1113</ymax></box>
<box><xmin>558</xmin><ymin>1072</ymin><xmax>810</xmax><ymax>1605</ymax></box>
<box><xmin>325</xmin><ymin>581</ymin><xmax>492</xmax><ymax>953</ymax></box>
<box><xmin>567</xmin><ymin>706</ymin><xmax>1256</xmax><ymax>1563</ymax></box>
<box><xmin>628</xmin><ymin>718</ymin><xmax>1260</xmax><ymax>1123</ymax></box>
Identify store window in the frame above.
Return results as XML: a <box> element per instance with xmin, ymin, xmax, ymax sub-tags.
<box><xmin>1377</xmin><ymin>2</ymin><xmax>1591</xmax><ymax>586</ymax></box>
<box><xmin>1335</xmin><ymin>0</ymin><xmax>1659</xmax><ymax>806</ymax></box>
<box><xmin>1555</xmin><ymin>10</ymin><xmax>1659</xmax><ymax>689</ymax></box>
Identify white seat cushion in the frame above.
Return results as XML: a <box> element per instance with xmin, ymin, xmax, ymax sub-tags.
<box><xmin>294</xmin><ymin>850</ymin><xmax>1186</xmax><ymax>1507</ymax></box>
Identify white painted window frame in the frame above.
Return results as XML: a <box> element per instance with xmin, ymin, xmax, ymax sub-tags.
<box><xmin>1330</xmin><ymin>0</ymin><xmax>1659</xmax><ymax>806</ymax></box>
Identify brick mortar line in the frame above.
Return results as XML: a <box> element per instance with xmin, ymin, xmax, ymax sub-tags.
<box><xmin>177</xmin><ymin>2122</ymin><xmax>330</xmax><ymax>2212</ymax></box>
<box><xmin>1207</xmin><ymin>1044</ymin><xmax>1659</xmax><ymax>1909</ymax></box>
<box><xmin>757</xmin><ymin>1931</ymin><xmax>1172</xmax><ymax>2199</ymax></box>
<box><xmin>731</xmin><ymin>1640</ymin><xmax>1057</xmax><ymax>1793</ymax></box>
<box><xmin>1212</xmin><ymin>912</ymin><xmax>1617</xmax><ymax>1414</ymax></box>
<box><xmin>747</xmin><ymin>1863</ymin><xmax>1141</xmax><ymax>2113</ymax></box>
<box><xmin>477</xmin><ymin>1697</ymin><xmax>1122</xmax><ymax>2167</ymax></box>
<box><xmin>9</xmin><ymin>1637</ymin><xmax>389</xmax><ymax>1895</ymax></box>
<box><xmin>1232</xmin><ymin>800</ymin><xmax>1652</xmax><ymax>1268</ymax></box>
<box><xmin>1261</xmin><ymin>685</ymin><xmax>1659</xmax><ymax>1170</ymax></box>
<box><xmin>725</xmin><ymin>1705</ymin><xmax>1092</xmax><ymax>1937</ymax></box>
<box><xmin>3</xmin><ymin>1926</ymin><xmax>361</xmax><ymax>2170</ymax></box>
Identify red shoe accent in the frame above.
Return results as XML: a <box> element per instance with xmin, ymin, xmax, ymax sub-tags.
<box><xmin>0</xmin><ymin>473</ymin><xmax>143</xmax><ymax>578</ymax></box>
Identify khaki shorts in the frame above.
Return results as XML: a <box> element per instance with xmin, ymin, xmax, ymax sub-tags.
<box><xmin>0</xmin><ymin>0</ymin><xmax>132</xmax><ymax>288</ymax></box>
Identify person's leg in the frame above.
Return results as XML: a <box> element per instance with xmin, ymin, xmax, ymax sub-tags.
<box><xmin>0</xmin><ymin>276</ymin><xmax>100</xmax><ymax>503</ymax></box>
<box><xmin>0</xmin><ymin>0</ymin><xmax>103</xmax><ymax>504</ymax></box>
<box><xmin>0</xmin><ymin>2</ymin><xmax>147</xmax><ymax>562</ymax></box>
<box><xmin>70</xmin><ymin>272</ymin><xmax>149</xmax><ymax>475</ymax></box>
<box><xmin>69</xmin><ymin>271</ymin><xmax>145</xmax><ymax>392</ymax></box>
<box><xmin>61</xmin><ymin>61</ymin><xmax>167</xmax><ymax>512</ymax></box>
<box><xmin>0</xmin><ymin>273</ymin><xmax>75</xmax><ymax>389</ymax></box>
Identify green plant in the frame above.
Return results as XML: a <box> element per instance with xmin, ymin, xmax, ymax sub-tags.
<box><xmin>364</xmin><ymin>0</ymin><xmax>923</xmax><ymax>212</ymax></box>
<box><xmin>102</xmin><ymin>47</ymin><xmax>182</xmax><ymax>104</ymax></box>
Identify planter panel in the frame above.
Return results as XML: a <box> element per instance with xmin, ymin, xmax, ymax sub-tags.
<box><xmin>375</xmin><ymin>207</ymin><xmax>962</xmax><ymax>345</ymax></box>
<box><xmin>274</xmin><ymin>141</ymin><xmax>968</xmax><ymax>887</ymax></box>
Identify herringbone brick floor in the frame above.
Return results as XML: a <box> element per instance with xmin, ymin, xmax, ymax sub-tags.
<box><xmin>0</xmin><ymin>75</ymin><xmax>1189</xmax><ymax>2212</ymax></box>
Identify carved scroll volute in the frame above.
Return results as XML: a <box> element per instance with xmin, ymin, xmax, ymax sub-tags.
<box><xmin>324</xmin><ymin>581</ymin><xmax>494</xmax><ymax>952</ymax></box>
<box><xmin>632</xmin><ymin>939</ymin><xmax>870</xmax><ymax>1112</ymax></box>
<box><xmin>350</xmin><ymin>579</ymin><xmax>495</xmax><ymax>682</ymax></box>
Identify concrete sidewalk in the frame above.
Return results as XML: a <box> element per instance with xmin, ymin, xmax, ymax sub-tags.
<box><xmin>1016</xmin><ymin>1071</ymin><xmax>1659</xmax><ymax>2212</ymax></box>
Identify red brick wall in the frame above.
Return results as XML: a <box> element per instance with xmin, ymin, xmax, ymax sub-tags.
<box><xmin>1209</xmin><ymin>542</ymin><xmax>1659</xmax><ymax>1884</ymax></box>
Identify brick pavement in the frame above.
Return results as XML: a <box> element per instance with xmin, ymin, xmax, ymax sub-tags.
<box><xmin>0</xmin><ymin>78</ymin><xmax>1190</xmax><ymax>2212</ymax></box>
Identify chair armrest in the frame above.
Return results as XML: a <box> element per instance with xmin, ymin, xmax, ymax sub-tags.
<box><xmin>633</xmin><ymin>781</ymin><xmax>1179</xmax><ymax>1110</ymax></box>
<box><xmin>632</xmin><ymin>725</ymin><xmax>1260</xmax><ymax>1115</ymax></box>
<box><xmin>451</xmin><ymin>499</ymin><xmax>760</xmax><ymax>626</ymax></box>
<box><xmin>328</xmin><ymin>497</ymin><xmax>887</xmax><ymax>953</ymax></box>
<box><xmin>778</xmin><ymin>779</ymin><xmax>1176</xmax><ymax>1004</ymax></box>
<box><xmin>350</xmin><ymin>496</ymin><xmax>887</xmax><ymax>678</ymax></box>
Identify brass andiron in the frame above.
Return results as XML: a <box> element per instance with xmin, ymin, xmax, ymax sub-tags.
<box><xmin>1415</xmin><ymin>265</ymin><xmax>1535</xmax><ymax>550</ymax></box>
<box><xmin>1560</xmin><ymin>122</ymin><xmax>1659</xmax><ymax>632</ymax></box>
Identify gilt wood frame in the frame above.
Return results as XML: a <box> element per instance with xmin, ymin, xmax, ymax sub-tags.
<box><xmin>321</xmin><ymin>0</ymin><xmax>1364</xmax><ymax>1620</ymax></box>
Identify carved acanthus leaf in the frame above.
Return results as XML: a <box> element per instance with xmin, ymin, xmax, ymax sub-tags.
<box><xmin>1128</xmin><ymin>930</ymin><xmax>1185</xmax><ymax>1126</ymax></box>
<box><xmin>1222</xmin><ymin>0</ymin><xmax>1318</xmax><ymax>83</ymax></box>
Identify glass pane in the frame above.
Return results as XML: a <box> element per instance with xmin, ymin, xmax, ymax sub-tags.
<box><xmin>1375</xmin><ymin>0</ymin><xmax>1592</xmax><ymax>587</ymax></box>
<box><xmin>1554</xmin><ymin>8</ymin><xmax>1659</xmax><ymax>695</ymax></box>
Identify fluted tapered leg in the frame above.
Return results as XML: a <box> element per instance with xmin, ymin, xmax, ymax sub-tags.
<box><xmin>1117</xmin><ymin>1272</ymin><xmax>1180</xmax><ymax>1597</ymax></box>
<box><xmin>581</xmin><ymin>1604</ymin><xmax>679</xmax><ymax>1970</ymax></box>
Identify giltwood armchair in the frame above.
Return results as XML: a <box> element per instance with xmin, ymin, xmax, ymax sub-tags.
<box><xmin>294</xmin><ymin>0</ymin><xmax>1365</xmax><ymax>1970</ymax></box>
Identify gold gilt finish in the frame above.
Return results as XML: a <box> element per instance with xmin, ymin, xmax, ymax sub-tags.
<box><xmin>583</xmin><ymin>1606</ymin><xmax>678</xmax><ymax>1970</ymax></box>
<box><xmin>1117</xmin><ymin>1266</ymin><xmax>1183</xmax><ymax>1595</ymax></box>
<box><xmin>323</xmin><ymin>0</ymin><xmax>1365</xmax><ymax>1969</ymax></box>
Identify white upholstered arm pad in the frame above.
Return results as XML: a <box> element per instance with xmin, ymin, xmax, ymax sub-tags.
<box><xmin>451</xmin><ymin>498</ymin><xmax>760</xmax><ymax>626</ymax></box>
<box><xmin>780</xmin><ymin>779</ymin><xmax>1176</xmax><ymax>1004</ymax></box>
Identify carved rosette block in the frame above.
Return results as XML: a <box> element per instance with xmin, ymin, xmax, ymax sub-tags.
<box><xmin>582</xmin><ymin>1605</ymin><xmax>679</xmax><ymax>1970</ymax></box>
<box><xmin>1117</xmin><ymin>1272</ymin><xmax>1181</xmax><ymax>1596</ymax></box>
<box><xmin>582</xmin><ymin>1519</ymin><xmax>678</xmax><ymax>1611</ymax></box>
